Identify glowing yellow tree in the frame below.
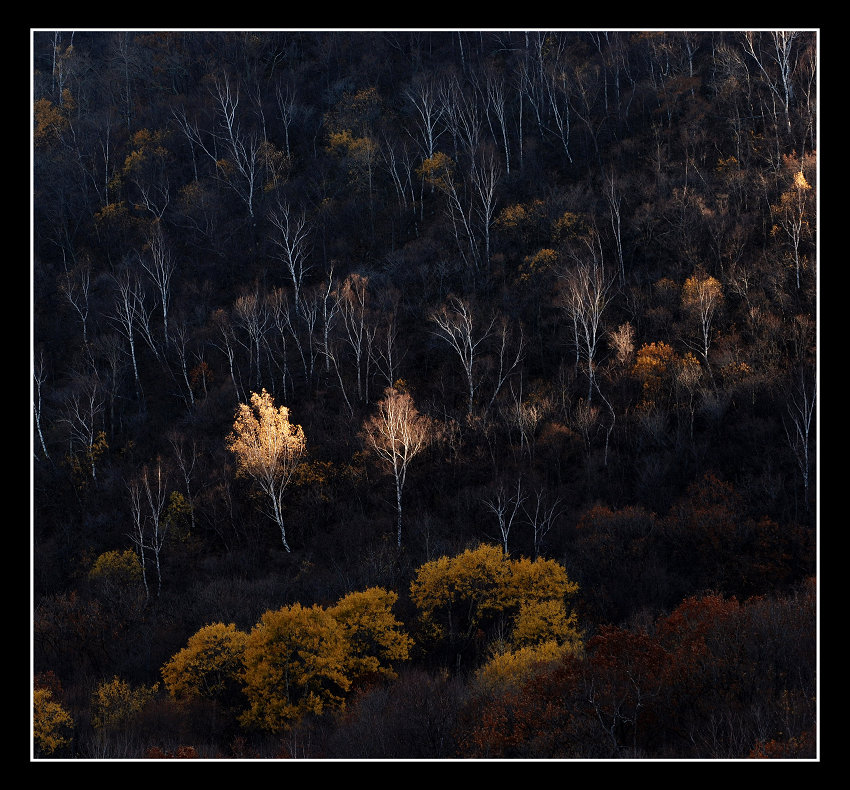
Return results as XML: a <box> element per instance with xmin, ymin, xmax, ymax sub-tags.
<box><xmin>227</xmin><ymin>389</ymin><xmax>306</xmax><ymax>552</ymax></box>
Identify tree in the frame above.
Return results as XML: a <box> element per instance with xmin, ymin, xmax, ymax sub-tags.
<box><xmin>557</xmin><ymin>236</ymin><xmax>614</xmax><ymax>403</ymax></box>
<box><xmin>328</xmin><ymin>587</ymin><xmax>413</xmax><ymax>682</ymax></box>
<box><xmin>240</xmin><ymin>602</ymin><xmax>352</xmax><ymax>732</ymax></box>
<box><xmin>361</xmin><ymin>387</ymin><xmax>434</xmax><ymax>549</ymax></box>
<box><xmin>482</xmin><ymin>477</ymin><xmax>526</xmax><ymax>554</ymax></box>
<box><xmin>139</xmin><ymin>220</ymin><xmax>175</xmax><ymax>347</ymax></box>
<box><xmin>770</xmin><ymin>158</ymin><xmax>815</xmax><ymax>291</ymax></box>
<box><xmin>161</xmin><ymin>622</ymin><xmax>248</xmax><ymax>710</ymax></box>
<box><xmin>681</xmin><ymin>270</ymin><xmax>723</xmax><ymax>373</ymax></box>
<box><xmin>268</xmin><ymin>200</ymin><xmax>313</xmax><ymax>313</ymax></box>
<box><xmin>430</xmin><ymin>295</ymin><xmax>495</xmax><ymax>418</ymax></box>
<box><xmin>33</xmin><ymin>687</ymin><xmax>74</xmax><ymax>757</ymax></box>
<box><xmin>227</xmin><ymin>389</ymin><xmax>306</xmax><ymax>551</ymax></box>
<box><xmin>409</xmin><ymin>544</ymin><xmax>581</xmax><ymax>669</ymax></box>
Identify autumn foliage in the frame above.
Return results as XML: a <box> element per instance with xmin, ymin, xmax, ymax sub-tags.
<box><xmin>32</xmin><ymin>30</ymin><xmax>817</xmax><ymax>760</ymax></box>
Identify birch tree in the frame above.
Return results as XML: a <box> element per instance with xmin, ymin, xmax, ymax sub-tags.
<box><xmin>227</xmin><ymin>389</ymin><xmax>306</xmax><ymax>552</ymax></box>
<box><xmin>430</xmin><ymin>295</ymin><xmax>496</xmax><ymax>419</ymax></box>
<box><xmin>681</xmin><ymin>271</ymin><xmax>723</xmax><ymax>374</ymax></box>
<box><xmin>139</xmin><ymin>221</ymin><xmax>175</xmax><ymax>347</ymax></box>
<box><xmin>362</xmin><ymin>387</ymin><xmax>434</xmax><ymax>549</ymax></box>
<box><xmin>557</xmin><ymin>237</ymin><xmax>614</xmax><ymax>403</ymax></box>
<box><xmin>268</xmin><ymin>200</ymin><xmax>313</xmax><ymax>312</ymax></box>
<box><xmin>482</xmin><ymin>477</ymin><xmax>526</xmax><ymax>554</ymax></box>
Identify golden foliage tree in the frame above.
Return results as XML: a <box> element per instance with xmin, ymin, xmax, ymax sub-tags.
<box><xmin>227</xmin><ymin>389</ymin><xmax>306</xmax><ymax>551</ymax></box>
<box><xmin>240</xmin><ymin>603</ymin><xmax>352</xmax><ymax>732</ymax></box>
<box><xmin>91</xmin><ymin>676</ymin><xmax>158</xmax><ymax>732</ymax></box>
<box><xmin>409</xmin><ymin>544</ymin><xmax>582</xmax><ymax>666</ymax></box>
<box><xmin>329</xmin><ymin>587</ymin><xmax>413</xmax><ymax>683</ymax></box>
<box><xmin>161</xmin><ymin>622</ymin><xmax>248</xmax><ymax>709</ymax></box>
<box><xmin>33</xmin><ymin>688</ymin><xmax>74</xmax><ymax>757</ymax></box>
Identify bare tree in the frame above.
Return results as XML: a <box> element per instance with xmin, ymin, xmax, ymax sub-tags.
<box><xmin>405</xmin><ymin>73</ymin><xmax>446</xmax><ymax>161</ymax></box>
<box><xmin>211</xmin><ymin>308</ymin><xmax>246</xmax><ymax>403</ymax></box>
<box><xmin>233</xmin><ymin>289</ymin><xmax>272</xmax><ymax>394</ymax></box>
<box><xmin>783</xmin><ymin>367</ymin><xmax>816</xmax><ymax>512</ymax></box>
<box><xmin>59</xmin><ymin>375</ymin><xmax>105</xmax><ymax>483</ymax></box>
<box><xmin>127</xmin><ymin>479</ymin><xmax>150</xmax><ymax>601</ymax></box>
<box><xmin>430</xmin><ymin>295</ymin><xmax>496</xmax><ymax>419</ymax></box>
<box><xmin>523</xmin><ymin>486</ymin><xmax>563</xmax><ymax>559</ymax></box>
<box><xmin>604</xmin><ymin>168</ymin><xmax>626</xmax><ymax>286</ymax></box>
<box><xmin>169</xmin><ymin>315</ymin><xmax>196</xmax><ymax>409</ymax></box>
<box><xmin>482</xmin><ymin>477</ymin><xmax>526</xmax><ymax>554</ymax></box>
<box><xmin>557</xmin><ymin>236</ymin><xmax>615</xmax><ymax>403</ymax></box>
<box><xmin>370</xmin><ymin>286</ymin><xmax>406</xmax><ymax>392</ymax></box>
<box><xmin>742</xmin><ymin>31</ymin><xmax>800</xmax><ymax>136</ymax></box>
<box><xmin>58</xmin><ymin>257</ymin><xmax>92</xmax><ymax>354</ymax></box>
<box><xmin>139</xmin><ymin>221</ymin><xmax>175</xmax><ymax>347</ymax></box>
<box><xmin>681</xmin><ymin>271</ymin><xmax>724</xmax><ymax>374</ymax></box>
<box><xmin>275</xmin><ymin>80</ymin><xmax>298</xmax><ymax>158</ymax></box>
<box><xmin>334</xmin><ymin>273</ymin><xmax>376</xmax><ymax>403</ymax></box>
<box><xmin>169</xmin><ymin>431</ymin><xmax>198</xmax><ymax>535</ymax></box>
<box><xmin>362</xmin><ymin>388</ymin><xmax>435</xmax><ymax>549</ymax></box>
<box><xmin>33</xmin><ymin>348</ymin><xmax>52</xmax><ymax>463</ymax></box>
<box><xmin>268</xmin><ymin>200</ymin><xmax>313</xmax><ymax>312</ymax></box>
<box><xmin>108</xmin><ymin>266</ymin><xmax>144</xmax><ymax>401</ymax></box>
<box><xmin>483</xmin><ymin>66</ymin><xmax>512</xmax><ymax>174</ymax></box>
<box><xmin>141</xmin><ymin>460</ymin><xmax>169</xmax><ymax>597</ymax></box>
<box><xmin>173</xmin><ymin>73</ymin><xmax>262</xmax><ymax>218</ymax></box>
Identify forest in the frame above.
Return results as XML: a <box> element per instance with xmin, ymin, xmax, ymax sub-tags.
<box><xmin>31</xmin><ymin>29</ymin><xmax>818</xmax><ymax>760</ymax></box>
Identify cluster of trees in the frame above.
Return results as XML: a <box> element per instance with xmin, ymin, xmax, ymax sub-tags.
<box><xmin>32</xmin><ymin>29</ymin><xmax>817</xmax><ymax>760</ymax></box>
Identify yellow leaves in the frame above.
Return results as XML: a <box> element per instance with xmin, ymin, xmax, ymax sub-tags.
<box><xmin>327</xmin><ymin>129</ymin><xmax>377</xmax><ymax>160</ymax></box>
<box><xmin>416</xmin><ymin>151</ymin><xmax>454</xmax><ymax>190</ymax></box>
<box><xmin>33</xmin><ymin>97</ymin><xmax>69</xmax><ymax>147</ymax></box>
<box><xmin>327</xmin><ymin>128</ymin><xmax>356</xmax><ymax>152</ymax></box>
<box><xmin>473</xmin><ymin>641</ymin><xmax>578</xmax><ymax>696</ymax></box>
<box><xmin>552</xmin><ymin>210</ymin><xmax>589</xmax><ymax>243</ymax></box>
<box><xmin>496</xmin><ymin>198</ymin><xmax>546</xmax><ymax>230</ymax></box>
<box><xmin>88</xmin><ymin>549</ymin><xmax>142</xmax><ymax>587</ymax></box>
<box><xmin>715</xmin><ymin>155</ymin><xmax>739</xmax><ymax>174</ymax></box>
<box><xmin>329</xmin><ymin>588</ymin><xmax>413</xmax><ymax>680</ymax></box>
<box><xmin>94</xmin><ymin>201</ymin><xmax>131</xmax><ymax>226</ymax></box>
<box><xmin>206</xmin><ymin>586</ymin><xmax>412</xmax><ymax>733</ymax></box>
<box><xmin>633</xmin><ymin>341</ymin><xmax>678</xmax><ymax>381</ymax></box>
<box><xmin>161</xmin><ymin>623</ymin><xmax>248</xmax><ymax>703</ymax></box>
<box><xmin>33</xmin><ymin>688</ymin><xmax>74</xmax><ymax>756</ymax></box>
<box><xmin>91</xmin><ymin>676</ymin><xmax>158</xmax><ymax>731</ymax></box>
<box><xmin>240</xmin><ymin>602</ymin><xmax>352</xmax><ymax>731</ymax></box>
<box><xmin>215</xmin><ymin>157</ymin><xmax>234</xmax><ymax>175</ymax></box>
<box><xmin>519</xmin><ymin>248</ymin><xmax>558</xmax><ymax>282</ymax></box>
<box><xmin>682</xmin><ymin>273</ymin><xmax>723</xmax><ymax>309</ymax></box>
<box><xmin>793</xmin><ymin>170</ymin><xmax>811</xmax><ymax>191</ymax></box>
<box><xmin>511</xmin><ymin>599</ymin><xmax>581</xmax><ymax>649</ymax></box>
<box><xmin>632</xmin><ymin>341</ymin><xmax>679</xmax><ymax>407</ymax></box>
<box><xmin>409</xmin><ymin>544</ymin><xmax>582</xmax><ymax>651</ymax></box>
<box><xmin>227</xmin><ymin>389</ymin><xmax>306</xmax><ymax>481</ymax></box>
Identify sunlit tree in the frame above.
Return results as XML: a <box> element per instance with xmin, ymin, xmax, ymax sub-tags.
<box><xmin>227</xmin><ymin>389</ymin><xmax>306</xmax><ymax>551</ymax></box>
